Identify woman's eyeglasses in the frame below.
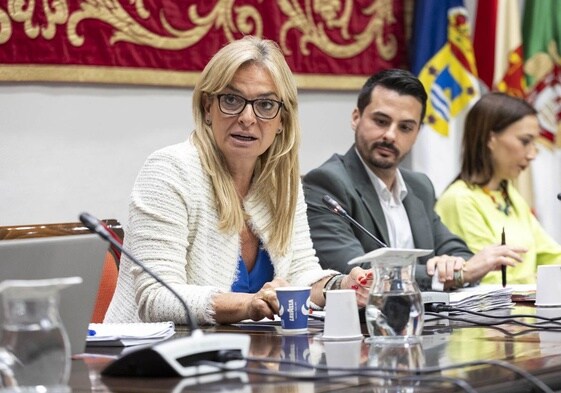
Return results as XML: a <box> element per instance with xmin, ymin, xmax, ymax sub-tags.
<box><xmin>216</xmin><ymin>94</ymin><xmax>283</xmax><ymax>120</ymax></box>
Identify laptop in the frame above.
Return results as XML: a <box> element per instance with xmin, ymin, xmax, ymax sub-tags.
<box><xmin>0</xmin><ymin>234</ymin><xmax>108</xmax><ymax>354</ymax></box>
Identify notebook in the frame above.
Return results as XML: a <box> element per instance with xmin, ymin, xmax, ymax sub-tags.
<box><xmin>87</xmin><ymin>321</ymin><xmax>175</xmax><ymax>347</ymax></box>
<box><xmin>0</xmin><ymin>234</ymin><xmax>108</xmax><ymax>354</ymax></box>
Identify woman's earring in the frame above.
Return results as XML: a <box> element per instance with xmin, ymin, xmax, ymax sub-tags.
<box><xmin>276</xmin><ymin>128</ymin><xmax>282</xmax><ymax>134</ymax></box>
<box><xmin>205</xmin><ymin>118</ymin><xmax>212</xmax><ymax>125</ymax></box>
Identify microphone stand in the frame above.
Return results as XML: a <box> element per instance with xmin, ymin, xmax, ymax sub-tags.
<box><xmin>322</xmin><ymin>194</ymin><xmax>399</xmax><ymax>282</ymax></box>
<box><xmin>321</xmin><ymin>195</ymin><xmax>388</xmax><ymax>248</ymax></box>
<box><xmin>321</xmin><ymin>196</ymin><xmax>454</xmax><ymax>309</ymax></box>
<box><xmin>80</xmin><ymin>213</ymin><xmax>198</xmax><ymax>332</ymax></box>
<box><xmin>79</xmin><ymin>212</ymin><xmax>250</xmax><ymax>378</ymax></box>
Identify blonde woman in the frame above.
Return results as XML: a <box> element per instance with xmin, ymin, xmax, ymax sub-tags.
<box><xmin>105</xmin><ymin>36</ymin><xmax>371</xmax><ymax>325</ymax></box>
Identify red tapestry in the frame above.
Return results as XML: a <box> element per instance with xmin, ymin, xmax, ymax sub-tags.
<box><xmin>0</xmin><ymin>0</ymin><xmax>408</xmax><ymax>90</ymax></box>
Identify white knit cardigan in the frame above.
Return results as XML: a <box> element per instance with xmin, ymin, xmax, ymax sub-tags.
<box><xmin>104</xmin><ymin>140</ymin><xmax>337</xmax><ymax>325</ymax></box>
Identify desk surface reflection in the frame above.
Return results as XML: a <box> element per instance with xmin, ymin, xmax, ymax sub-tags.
<box><xmin>70</xmin><ymin>306</ymin><xmax>561</xmax><ymax>392</ymax></box>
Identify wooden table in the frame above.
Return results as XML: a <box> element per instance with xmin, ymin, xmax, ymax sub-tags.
<box><xmin>68</xmin><ymin>305</ymin><xmax>561</xmax><ymax>392</ymax></box>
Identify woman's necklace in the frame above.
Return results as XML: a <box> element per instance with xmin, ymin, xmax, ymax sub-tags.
<box><xmin>482</xmin><ymin>183</ymin><xmax>511</xmax><ymax>216</ymax></box>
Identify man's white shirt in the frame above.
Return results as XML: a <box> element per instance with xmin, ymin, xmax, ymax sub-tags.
<box><xmin>356</xmin><ymin>149</ymin><xmax>415</xmax><ymax>249</ymax></box>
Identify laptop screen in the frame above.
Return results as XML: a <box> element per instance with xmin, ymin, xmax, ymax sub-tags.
<box><xmin>0</xmin><ymin>234</ymin><xmax>108</xmax><ymax>354</ymax></box>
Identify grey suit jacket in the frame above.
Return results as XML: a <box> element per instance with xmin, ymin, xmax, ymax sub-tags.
<box><xmin>303</xmin><ymin>146</ymin><xmax>473</xmax><ymax>290</ymax></box>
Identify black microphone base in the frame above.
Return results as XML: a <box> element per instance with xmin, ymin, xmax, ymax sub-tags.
<box><xmin>101</xmin><ymin>332</ymin><xmax>250</xmax><ymax>378</ymax></box>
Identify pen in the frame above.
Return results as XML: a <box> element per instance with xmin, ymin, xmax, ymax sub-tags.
<box><xmin>88</xmin><ymin>329</ymin><xmax>96</xmax><ymax>337</ymax></box>
<box><xmin>501</xmin><ymin>227</ymin><xmax>507</xmax><ymax>288</ymax></box>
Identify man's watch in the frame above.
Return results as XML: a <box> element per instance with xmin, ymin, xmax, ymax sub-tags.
<box><xmin>322</xmin><ymin>274</ymin><xmax>345</xmax><ymax>299</ymax></box>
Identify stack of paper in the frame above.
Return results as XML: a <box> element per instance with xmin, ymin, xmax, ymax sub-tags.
<box><xmin>86</xmin><ymin>321</ymin><xmax>175</xmax><ymax>347</ymax></box>
<box><xmin>449</xmin><ymin>286</ymin><xmax>514</xmax><ymax>312</ymax></box>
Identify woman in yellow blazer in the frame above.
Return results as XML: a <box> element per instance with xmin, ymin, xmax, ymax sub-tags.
<box><xmin>435</xmin><ymin>93</ymin><xmax>561</xmax><ymax>284</ymax></box>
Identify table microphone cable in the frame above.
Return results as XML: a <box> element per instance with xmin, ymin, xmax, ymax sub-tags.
<box><xmin>426</xmin><ymin>313</ymin><xmax>561</xmax><ymax>333</ymax></box>
<box><xmin>426</xmin><ymin>304</ymin><xmax>561</xmax><ymax>329</ymax></box>
<box><xmin>429</xmin><ymin>304</ymin><xmax>561</xmax><ymax>322</ymax></box>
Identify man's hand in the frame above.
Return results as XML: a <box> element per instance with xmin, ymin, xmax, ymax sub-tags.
<box><xmin>462</xmin><ymin>245</ymin><xmax>526</xmax><ymax>284</ymax></box>
<box><xmin>426</xmin><ymin>255</ymin><xmax>466</xmax><ymax>287</ymax></box>
<box><xmin>426</xmin><ymin>245</ymin><xmax>526</xmax><ymax>289</ymax></box>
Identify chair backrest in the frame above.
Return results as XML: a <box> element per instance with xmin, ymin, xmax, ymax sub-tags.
<box><xmin>0</xmin><ymin>219</ymin><xmax>124</xmax><ymax>323</ymax></box>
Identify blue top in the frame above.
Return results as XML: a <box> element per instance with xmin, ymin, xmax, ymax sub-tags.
<box><xmin>231</xmin><ymin>246</ymin><xmax>274</xmax><ymax>293</ymax></box>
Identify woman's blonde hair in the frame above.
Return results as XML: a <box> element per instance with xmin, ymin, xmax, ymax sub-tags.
<box><xmin>192</xmin><ymin>36</ymin><xmax>300</xmax><ymax>257</ymax></box>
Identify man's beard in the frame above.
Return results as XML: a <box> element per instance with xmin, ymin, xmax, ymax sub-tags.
<box><xmin>367</xmin><ymin>141</ymin><xmax>400</xmax><ymax>169</ymax></box>
<box><xmin>368</xmin><ymin>157</ymin><xmax>394</xmax><ymax>169</ymax></box>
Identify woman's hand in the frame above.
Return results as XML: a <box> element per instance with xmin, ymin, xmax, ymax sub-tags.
<box><xmin>341</xmin><ymin>267</ymin><xmax>373</xmax><ymax>308</ymax></box>
<box><xmin>246</xmin><ymin>277</ymin><xmax>288</xmax><ymax>321</ymax></box>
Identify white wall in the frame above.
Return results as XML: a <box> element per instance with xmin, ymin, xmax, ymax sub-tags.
<box><xmin>0</xmin><ymin>84</ymin><xmax>355</xmax><ymax>226</ymax></box>
<box><xmin>2</xmin><ymin>82</ymin><xmax>560</xmax><ymax>243</ymax></box>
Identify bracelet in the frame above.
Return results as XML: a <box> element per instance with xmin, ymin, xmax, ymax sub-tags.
<box><xmin>322</xmin><ymin>275</ymin><xmax>337</xmax><ymax>296</ymax></box>
<box><xmin>331</xmin><ymin>275</ymin><xmax>344</xmax><ymax>290</ymax></box>
<box><xmin>322</xmin><ymin>274</ymin><xmax>344</xmax><ymax>299</ymax></box>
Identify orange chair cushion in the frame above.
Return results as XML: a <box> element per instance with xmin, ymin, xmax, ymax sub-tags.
<box><xmin>90</xmin><ymin>250</ymin><xmax>119</xmax><ymax>323</ymax></box>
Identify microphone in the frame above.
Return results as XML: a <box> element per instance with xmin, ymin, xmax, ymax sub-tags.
<box><xmin>558</xmin><ymin>193</ymin><xmax>561</xmax><ymax>201</ymax></box>
<box><xmin>322</xmin><ymin>195</ymin><xmax>388</xmax><ymax>248</ymax></box>
<box><xmin>79</xmin><ymin>212</ymin><xmax>250</xmax><ymax>378</ymax></box>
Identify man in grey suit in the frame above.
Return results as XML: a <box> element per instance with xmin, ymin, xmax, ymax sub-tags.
<box><xmin>303</xmin><ymin>69</ymin><xmax>513</xmax><ymax>290</ymax></box>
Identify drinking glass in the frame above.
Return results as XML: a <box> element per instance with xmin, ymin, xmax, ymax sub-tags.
<box><xmin>0</xmin><ymin>277</ymin><xmax>81</xmax><ymax>390</ymax></box>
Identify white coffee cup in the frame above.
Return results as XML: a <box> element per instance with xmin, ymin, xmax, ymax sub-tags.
<box><xmin>535</xmin><ymin>265</ymin><xmax>561</xmax><ymax>307</ymax></box>
<box><xmin>321</xmin><ymin>289</ymin><xmax>363</xmax><ymax>341</ymax></box>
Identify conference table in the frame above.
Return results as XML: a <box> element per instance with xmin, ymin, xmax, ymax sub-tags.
<box><xmin>69</xmin><ymin>305</ymin><xmax>561</xmax><ymax>392</ymax></box>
